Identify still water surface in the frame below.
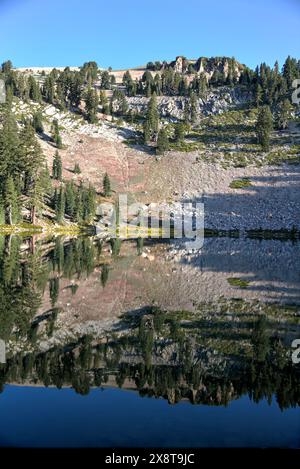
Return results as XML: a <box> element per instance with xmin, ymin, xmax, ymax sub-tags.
<box><xmin>0</xmin><ymin>234</ymin><xmax>299</xmax><ymax>447</ymax></box>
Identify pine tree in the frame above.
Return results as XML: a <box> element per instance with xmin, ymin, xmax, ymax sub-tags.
<box><xmin>275</xmin><ymin>99</ymin><xmax>293</xmax><ymax>130</ymax></box>
<box><xmin>65</xmin><ymin>181</ymin><xmax>76</xmax><ymax>218</ymax></box>
<box><xmin>32</xmin><ymin>111</ymin><xmax>44</xmax><ymax>133</ymax></box>
<box><xmin>103</xmin><ymin>173</ymin><xmax>111</xmax><ymax>197</ymax></box>
<box><xmin>84</xmin><ymin>87</ymin><xmax>99</xmax><ymax>123</ymax></box>
<box><xmin>144</xmin><ymin>92</ymin><xmax>159</xmax><ymax>142</ymax></box>
<box><xmin>100</xmin><ymin>70</ymin><xmax>111</xmax><ymax>89</ymax></box>
<box><xmin>52</xmin><ymin>150</ymin><xmax>62</xmax><ymax>180</ymax></box>
<box><xmin>110</xmin><ymin>89</ymin><xmax>128</xmax><ymax>116</ymax></box>
<box><xmin>19</xmin><ymin>122</ymin><xmax>44</xmax><ymax>195</ymax></box>
<box><xmin>28</xmin><ymin>76</ymin><xmax>41</xmax><ymax>102</ymax></box>
<box><xmin>40</xmin><ymin>163</ymin><xmax>52</xmax><ymax>197</ymax></box>
<box><xmin>75</xmin><ymin>187</ymin><xmax>84</xmax><ymax>222</ymax></box>
<box><xmin>174</xmin><ymin>122</ymin><xmax>186</xmax><ymax>142</ymax></box>
<box><xmin>42</xmin><ymin>75</ymin><xmax>55</xmax><ymax>104</ymax></box>
<box><xmin>28</xmin><ymin>171</ymin><xmax>45</xmax><ymax>225</ymax></box>
<box><xmin>55</xmin><ymin>82</ymin><xmax>66</xmax><ymax>110</ymax></box>
<box><xmin>55</xmin><ymin>186</ymin><xmax>65</xmax><ymax>223</ymax></box>
<box><xmin>282</xmin><ymin>56</ymin><xmax>299</xmax><ymax>88</ymax></box>
<box><xmin>156</xmin><ymin>128</ymin><xmax>169</xmax><ymax>155</ymax></box>
<box><xmin>256</xmin><ymin>105</ymin><xmax>273</xmax><ymax>151</ymax></box>
<box><xmin>52</xmin><ymin>188</ymin><xmax>58</xmax><ymax>212</ymax></box>
<box><xmin>1</xmin><ymin>60</ymin><xmax>13</xmax><ymax>74</ymax></box>
<box><xmin>51</xmin><ymin>119</ymin><xmax>63</xmax><ymax>149</ymax></box>
<box><xmin>69</xmin><ymin>73</ymin><xmax>83</xmax><ymax>108</ymax></box>
<box><xmin>100</xmin><ymin>90</ymin><xmax>109</xmax><ymax>114</ymax></box>
<box><xmin>143</xmin><ymin>120</ymin><xmax>151</xmax><ymax>144</ymax></box>
<box><xmin>4</xmin><ymin>176</ymin><xmax>19</xmax><ymax>225</ymax></box>
<box><xmin>0</xmin><ymin>105</ymin><xmax>20</xmax><ymax>180</ymax></box>
<box><xmin>82</xmin><ymin>184</ymin><xmax>96</xmax><ymax>222</ymax></box>
<box><xmin>255</xmin><ymin>83</ymin><xmax>263</xmax><ymax>107</ymax></box>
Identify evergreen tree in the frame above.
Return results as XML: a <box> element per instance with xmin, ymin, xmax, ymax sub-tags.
<box><xmin>80</xmin><ymin>61</ymin><xmax>98</xmax><ymax>83</ymax></box>
<box><xmin>156</xmin><ymin>128</ymin><xmax>169</xmax><ymax>155</ymax></box>
<box><xmin>55</xmin><ymin>186</ymin><xmax>65</xmax><ymax>223</ymax></box>
<box><xmin>28</xmin><ymin>171</ymin><xmax>45</xmax><ymax>224</ymax></box>
<box><xmin>65</xmin><ymin>181</ymin><xmax>76</xmax><ymax>218</ymax></box>
<box><xmin>144</xmin><ymin>92</ymin><xmax>159</xmax><ymax>142</ymax></box>
<box><xmin>174</xmin><ymin>122</ymin><xmax>186</xmax><ymax>142</ymax></box>
<box><xmin>100</xmin><ymin>90</ymin><xmax>110</xmax><ymax>114</ymax></box>
<box><xmin>255</xmin><ymin>83</ymin><xmax>263</xmax><ymax>107</ymax></box>
<box><xmin>84</xmin><ymin>87</ymin><xmax>99</xmax><ymax>123</ymax></box>
<box><xmin>103</xmin><ymin>172</ymin><xmax>111</xmax><ymax>197</ymax></box>
<box><xmin>19</xmin><ymin>122</ymin><xmax>44</xmax><ymax>196</ymax></box>
<box><xmin>1</xmin><ymin>60</ymin><xmax>13</xmax><ymax>74</ymax></box>
<box><xmin>143</xmin><ymin>120</ymin><xmax>151</xmax><ymax>144</ymax></box>
<box><xmin>32</xmin><ymin>111</ymin><xmax>44</xmax><ymax>133</ymax></box>
<box><xmin>42</xmin><ymin>75</ymin><xmax>55</xmax><ymax>104</ymax></box>
<box><xmin>4</xmin><ymin>176</ymin><xmax>19</xmax><ymax>224</ymax></box>
<box><xmin>0</xmin><ymin>105</ymin><xmax>20</xmax><ymax>180</ymax></box>
<box><xmin>28</xmin><ymin>76</ymin><xmax>41</xmax><ymax>102</ymax></box>
<box><xmin>52</xmin><ymin>150</ymin><xmax>62</xmax><ymax>181</ymax></box>
<box><xmin>52</xmin><ymin>188</ymin><xmax>58</xmax><ymax>213</ymax></box>
<box><xmin>40</xmin><ymin>163</ymin><xmax>52</xmax><ymax>198</ymax></box>
<box><xmin>75</xmin><ymin>189</ymin><xmax>84</xmax><ymax>223</ymax></box>
<box><xmin>82</xmin><ymin>184</ymin><xmax>96</xmax><ymax>222</ymax></box>
<box><xmin>282</xmin><ymin>56</ymin><xmax>299</xmax><ymax>88</ymax></box>
<box><xmin>51</xmin><ymin>119</ymin><xmax>63</xmax><ymax>149</ymax></box>
<box><xmin>69</xmin><ymin>73</ymin><xmax>83</xmax><ymax>108</ymax></box>
<box><xmin>110</xmin><ymin>89</ymin><xmax>128</xmax><ymax>116</ymax></box>
<box><xmin>55</xmin><ymin>82</ymin><xmax>66</xmax><ymax>110</ymax></box>
<box><xmin>275</xmin><ymin>99</ymin><xmax>293</xmax><ymax>130</ymax></box>
<box><xmin>256</xmin><ymin>105</ymin><xmax>273</xmax><ymax>151</ymax></box>
<box><xmin>100</xmin><ymin>70</ymin><xmax>111</xmax><ymax>89</ymax></box>
<box><xmin>190</xmin><ymin>92</ymin><xmax>198</xmax><ymax>124</ymax></box>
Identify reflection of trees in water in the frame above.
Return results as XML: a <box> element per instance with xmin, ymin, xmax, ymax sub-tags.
<box><xmin>48</xmin><ymin>237</ymin><xmax>102</xmax><ymax>279</ymax></box>
<box><xmin>0</xmin><ymin>235</ymin><xmax>106</xmax><ymax>338</ymax></box>
<box><xmin>0</xmin><ymin>234</ymin><xmax>144</xmax><ymax>338</ymax></box>
<box><xmin>1</xmin><ymin>305</ymin><xmax>299</xmax><ymax>409</ymax></box>
<box><xmin>0</xmin><ymin>236</ymin><xmax>46</xmax><ymax>341</ymax></box>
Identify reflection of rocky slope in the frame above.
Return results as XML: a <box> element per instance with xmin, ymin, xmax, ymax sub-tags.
<box><xmin>39</xmin><ymin>236</ymin><xmax>300</xmax><ymax>339</ymax></box>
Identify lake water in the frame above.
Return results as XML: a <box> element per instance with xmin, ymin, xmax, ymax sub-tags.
<box><xmin>0</xmin><ymin>234</ymin><xmax>299</xmax><ymax>447</ymax></box>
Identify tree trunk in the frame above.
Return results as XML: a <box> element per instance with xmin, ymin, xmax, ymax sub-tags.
<box><xmin>6</xmin><ymin>205</ymin><xmax>12</xmax><ymax>225</ymax></box>
<box><xmin>29</xmin><ymin>236</ymin><xmax>36</xmax><ymax>254</ymax></box>
<box><xmin>31</xmin><ymin>205</ymin><xmax>36</xmax><ymax>225</ymax></box>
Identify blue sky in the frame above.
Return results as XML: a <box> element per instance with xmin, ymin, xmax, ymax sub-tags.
<box><xmin>0</xmin><ymin>0</ymin><xmax>299</xmax><ymax>70</ymax></box>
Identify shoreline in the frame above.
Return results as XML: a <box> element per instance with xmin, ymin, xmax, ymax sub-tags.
<box><xmin>1</xmin><ymin>223</ymin><xmax>299</xmax><ymax>242</ymax></box>
<box><xmin>0</xmin><ymin>223</ymin><xmax>93</xmax><ymax>236</ymax></box>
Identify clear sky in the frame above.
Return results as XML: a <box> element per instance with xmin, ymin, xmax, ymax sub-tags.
<box><xmin>0</xmin><ymin>0</ymin><xmax>299</xmax><ymax>70</ymax></box>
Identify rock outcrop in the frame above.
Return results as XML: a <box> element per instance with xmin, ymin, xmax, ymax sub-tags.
<box><xmin>169</xmin><ymin>55</ymin><xmax>190</xmax><ymax>74</ymax></box>
<box><xmin>127</xmin><ymin>86</ymin><xmax>252</xmax><ymax>120</ymax></box>
<box><xmin>167</xmin><ymin>56</ymin><xmax>245</xmax><ymax>82</ymax></box>
<box><xmin>194</xmin><ymin>56</ymin><xmax>244</xmax><ymax>81</ymax></box>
